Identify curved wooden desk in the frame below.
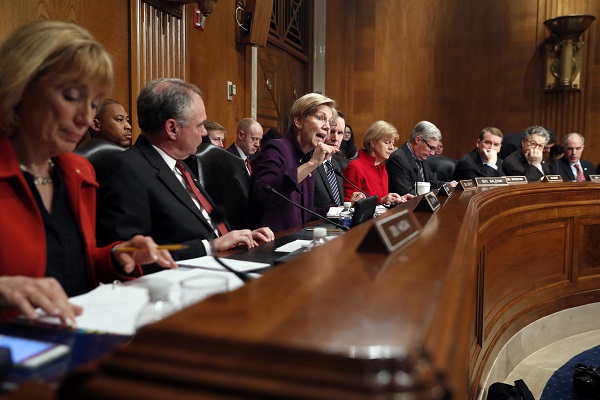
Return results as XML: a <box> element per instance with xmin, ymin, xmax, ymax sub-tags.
<box><xmin>58</xmin><ymin>183</ymin><xmax>600</xmax><ymax>399</ymax></box>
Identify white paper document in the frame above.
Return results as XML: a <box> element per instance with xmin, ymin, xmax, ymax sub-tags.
<box><xmin>36</xmin><ymin>267</ymin><xmax>247</xmax><ymax>336</ymax></box>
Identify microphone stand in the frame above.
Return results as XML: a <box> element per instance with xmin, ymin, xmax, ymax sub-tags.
<box><xmin>333</xmin><ymin>169</ymin><xmax>397</xmax><ymax>209</ymax></box>
<box><xmin>264</xmin><ymin>185</ymin><xmax>349</xmax><ymax>231</ymax></box>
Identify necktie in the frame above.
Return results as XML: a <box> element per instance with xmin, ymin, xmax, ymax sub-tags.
<box><xmin>175</xmin><ymin>161</ymin><xmax>229</xmax><ymax>236</ymax></box>
<box><xmin>245</xmin><ymin>157</ymin><xmax>252</xmax><ymax>176</ymax></box>
<box><xmin>575</xmin><ymin>164</ymin><xmax>586</xmax><ymax>182</ymax></box>
<box><xmin>325</xmin><ymin>160</ymin><xmax>341</xmax><ymax>205</ymax></box>
<box><xmin>416</xmin><ymin>160</ymin><xmax>425</xmax><ymax>181</ymax></box>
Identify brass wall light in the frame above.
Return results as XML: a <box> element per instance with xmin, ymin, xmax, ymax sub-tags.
<box><xmin>167</xmin><ymin>0</ymin><xmax>218</xmax><ymax>17</ymax></box>
<box><xmin>543</xmin><ymin>14</ymin><xmax>595</xmax><ymax>92</ymax></box>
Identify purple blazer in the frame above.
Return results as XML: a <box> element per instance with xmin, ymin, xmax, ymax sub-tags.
<box><xmin>251</xmin><ymin>132</ymin><xmax>317</xmax><ymax>232</ymax></box>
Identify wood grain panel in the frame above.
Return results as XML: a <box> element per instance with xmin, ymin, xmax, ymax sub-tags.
<box><xmin>327</xmin><ymin>0</ymin><xmax>600</xmax><ymax>167</ymax></box>
<box><xmin>578</xmin><ymin>217</ymin><xmax>600</xmax><ymax>273</ymax></box>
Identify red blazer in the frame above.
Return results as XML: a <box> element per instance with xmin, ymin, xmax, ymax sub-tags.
<box><xmin>0</xmin><ymin>136</ymin><xmax>141</xmax><ymax>288</ymax></box>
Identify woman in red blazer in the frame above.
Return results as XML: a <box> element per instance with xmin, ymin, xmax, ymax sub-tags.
<box><xmin>0</xmin><ymin>21</ymin><xmax>175</xmax><ymax>325</ymax></box>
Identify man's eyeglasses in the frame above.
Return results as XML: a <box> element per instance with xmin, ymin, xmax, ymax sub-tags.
<box><xmin>526</xmin><ymin>140</ymin><xmax>546</xmax><ymax>150</ymax></box>
<box><xmin>422</xmin><ymin>139</ymin><xmax>437</xmax><ymax>152</ymax></box>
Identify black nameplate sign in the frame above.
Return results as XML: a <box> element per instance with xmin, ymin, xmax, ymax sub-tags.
<box><xmin>542</xmin><ymin>175</ymin><xmax>563</xmax><ymax>182</ymax></box>
<box><xmin>413</xmin><ymin>191</ymin><xmax>441</xmax><ymax>213</ymax></box>
<box><xmin>474</xmin><ymin>177</ymin><xmax>508</xmax><ymax>186</ymax></box>
<box><xmin>456</xmin><ymin>179</ymin><xmax>476</xmax><ymax>190</ymax></box>
<box><xmin>504</xmin><ymin>176</ymin><xmax>528</xmax><ymax>185</ymax></box>
<box><xmin>436</xmin><ymin>183</ymin><xmax>453</xmax><ymax>197</ymax></box>
<box><xmin>589</xmin><ymin>175</ymin><xmax>600</xmax><ymax>183</ymax></box>
<box><xmin>357</xmin><ymin>209</ymin><xmax>420</xmax><ymax>253</ymax></box>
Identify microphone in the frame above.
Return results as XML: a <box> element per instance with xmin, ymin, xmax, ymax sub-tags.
<box><xmin>263</xmin><ymin>185</ymin><xmax>349</xmax><ymax>231</ymax></box>
<box><xmin>208</xmin><ymin>207</ymin><xmax>252</xmax><ymax>283</ymax></box>
<box><xmin>333</xmin><ymin>169</ymin><xmax>397</xmax><ymax>209</ymax></box>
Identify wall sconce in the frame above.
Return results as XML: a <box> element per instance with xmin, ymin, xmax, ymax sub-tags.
<box><xmin>167</xmin><ymin>0</ymin><xmax>218</xmax><ymax>17</ymax></box>
<box><xmin>197</xmin><ymin>0</ymin><xmax>218</xmax><ymax>16</ymax></box>
<box><xmin>543</xmin><ymin>14</ymin><xmax>595</xmax><ymax>92</ymax></box>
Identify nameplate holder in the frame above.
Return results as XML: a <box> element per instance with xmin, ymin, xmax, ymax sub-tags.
<box><xmin>474</xmin><ymin>177</ymin><xmax>508</xmax><ymax>187</ymax></box>
<box><xmin>542</xmin><ymin>175</ymin><xmax>563</xmax><ymax>182</ymax></box>
<box><xmin>589</xmin><ymin>175</ymin><xmax>600</xmax><ymax>183</ymax></box>
<box><xmin>436</xmin><ymin>183</ymin><xmax>453</xmax><ymax>197</ymax></box>
<box><xmin>413</xmin><ymin>191</ymin><xmax>441</xmax><ymax>213</ymax></box>
<box><xmin>456</xmin><ymin>179</ymin><xmax>476</xmax><ymax>190</ymax></box>
<box><xmin>357</xmin><ymin>209</ymin><xmax>420</xmax><ymax>253</ymax></box>
<box><xmin>504</xmin><ymin>176</ymin><xmax>528</xmax><ymax>185</ymax></box>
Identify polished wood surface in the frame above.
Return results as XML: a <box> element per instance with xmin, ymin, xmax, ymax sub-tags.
<box><xmin>326</xmin><ymin>0</ymin><xmax>600</xmax><ymax>164</ymax></box>
<box><xmin>53</xmin><ymin>183</ymin><xmax>600</xmax><ymax>399</ymax></box>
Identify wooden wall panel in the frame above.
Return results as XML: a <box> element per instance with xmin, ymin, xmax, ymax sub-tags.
<box><xmin>0</xmin><ymin>0</ymin><xmax>135</xmax><ymax>134</ymax></box>
<box><xmin>326</xmin><ymin>0</ymin><xmax>600</xmax><ymax>168</ymax></box>
<box><xmin>186</xmin><ymin>0</ymin><xmax>249</xmax><ymax>148</ymax></box>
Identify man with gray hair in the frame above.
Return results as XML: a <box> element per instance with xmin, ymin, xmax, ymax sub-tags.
<box><xmin>550</xmin><ymin>132</ymin><xmax>595</xmax><ymax>181</ymax></box>
<box><xmin>388</xmin><ymin>120</ymin><xmax>453</xmax><ymax>195</ymax></box>
<box><xmin>502</xmin><ymin>126</ymin><xmax>549</xmax><ymax>181</ymax></box>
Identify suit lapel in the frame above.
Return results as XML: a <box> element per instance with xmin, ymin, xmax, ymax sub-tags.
<box><xmin>136</xmin><ymin>137</ymin><xmax>214</xmax><ymax>231</ymax></box>
<box><xmin>402</xmin><ymin>145</ymin><xmax>420</xmax><ymax>181</ymax></box>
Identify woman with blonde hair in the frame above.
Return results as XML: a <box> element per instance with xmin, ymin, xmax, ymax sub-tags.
<box><xmin>0</xmin><ymin>20</ymin><xmax>175</xmax><ymax>325</ymax></box>
<box><xmin>343</xmin><ymin>121</ymin><xmax>412</xmax><ymax>205</ymax></box>
<box><xmin>252</xmin><ymin>92</ymin><xmax>338</xmax><ymax>232</ymax></box>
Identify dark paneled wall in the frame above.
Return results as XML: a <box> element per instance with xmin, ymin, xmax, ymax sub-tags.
<box><xmin>326</xmin><ymin>0</ymin><xmax>600</xmax><ymax>165</ymax></box>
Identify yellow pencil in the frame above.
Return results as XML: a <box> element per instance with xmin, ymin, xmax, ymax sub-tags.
<box><xmin>113</xmin><ymin>244</ymin><xmax>189</xmax><ymax>253</ymax></box>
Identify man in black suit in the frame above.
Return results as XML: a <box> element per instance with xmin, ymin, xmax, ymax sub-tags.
<box><xmin>388</xmin><ymin>121</ymin><xmax>453</xmax><ymax>195</ymax></box>
<box><xmin>96</xmin><ymin>78</ymin><xmax>273</xmax><ymax>261</ymax></box>
<box><xmin>502</xmin><ymin>126</ymin><xmax>549</xmax><ymax>182</ymax></box>
<box><xmin>313</xmin><ymin>111</ymin><xmax>363</xmax><ymax>209</ymax></box>
<box><xmin>548</xmin><ymin>132</ymin><xmax>595</xmax><ymax>181</ymax></box>
<box><xmin>226</xmin><ymin>118</ymin><xmax>263</xmax><ymax>175</ymax></box>
<box><xmin>453</xmin><ymin>127</ymin><xmax>505</xmax><ymax>180</ymax></box>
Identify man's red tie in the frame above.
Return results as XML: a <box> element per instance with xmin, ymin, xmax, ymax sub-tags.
<box><xmin>575</xmin><ymin>164</ymin><xmax>586</xmax><ymax>182</ymax></box>
<box><xmin>175</xmin><ymin>161</ymin><xmax>229</xmax><ymax>235</ymax></box>
<box><xmin>245</xmin><ymin>157</ymin><xmax>252</xmax><ymax>175</ymax></box>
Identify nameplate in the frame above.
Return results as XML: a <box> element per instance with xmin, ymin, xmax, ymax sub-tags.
<box><xmin>357</xmin><ymin>209</ymin><xmax>420</xmax><ymax>253</ymax></box>
<box><xmin>474</xmin><ymin>177</ymin><xmax>508</xmax><ymax>186</ymax></box>
<box><xmin>542</xmin><ymin>175</ymin><xmax>563</xmax><ymax>182</ymax></box>
<box><xmin>456</xmin><ymin>179</ymin><xmax>476</xmax><ymax>190</ymax></box>
<box><xmin>436</xmin><ymin>183</ymin><xmax>453</xmax><ymax>197</ymax></box>
<box><xmin>504</xmin><ymin>176</ymin><xmax>528</xmax><ymax>185</ymax></box>
<box><xmin>413</xmin><ymin>191</ymin><xmax>441</xmax><ymax>213</ymax></box>
<box><xmin>589</xmin><ymin>175</ymin><xmax>600</xmax><ymax>183</ymax></box>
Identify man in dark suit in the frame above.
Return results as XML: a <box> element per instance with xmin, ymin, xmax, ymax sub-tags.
<box><xmin>388</xmin><ymin>121</ymin><xmax>453</xmax><ymax>195</ymax></box>
<box><xmin>453</xmin><ymin>127</ymin><xmax>505</xmax><ymax>180</ymax></box>
<box><xmin>502</xmin><ymin>126</ymin><xmax>549</xmax><ymax>182</ymax></box>
<box><xmin>96</xmin><ymin>78</ymin><xmax>273</xmax><ymax>261</ymax></box>
<box><xmin>227</xmin><ymin>118</ymin><xmax>263</xmax><ymax>175</ymax></box>
<box><xmin>313</xmin><ymin>111</ymin><xmax>361</xmax><ymax>209</ymax></box>
<box><xmin>548</xmin><ymin>132</ymin><xmax>595</xmax><ymax>181</ymax></box>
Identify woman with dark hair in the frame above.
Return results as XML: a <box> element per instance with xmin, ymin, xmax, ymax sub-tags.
<box><xmin>340</xmin><ymin>123</ymin><xmax>358</xmax><ymax>159</ymax></box>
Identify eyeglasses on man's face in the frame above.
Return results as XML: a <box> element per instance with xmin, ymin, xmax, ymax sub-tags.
<box><xmin>526</xmin><ymin>140</ymin><xmax>546</xmax><ymax>150</ymax></box>
<box><xmin>422</xmin><ymin>139</ymin><xmax>437</xmax><ymax>152</ymax></box>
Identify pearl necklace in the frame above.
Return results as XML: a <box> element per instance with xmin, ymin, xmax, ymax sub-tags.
<box><xmin>19</xmin><ymin>160</ymin><xmax>55</xmax><ymax>185</ymax></box>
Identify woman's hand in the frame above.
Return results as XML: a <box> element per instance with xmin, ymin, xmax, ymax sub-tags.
<box><xmin>112</xmin><ymin>235</ymin><xmax>177</xmax><ymax>273</ymax></box>
<box><xmin>0</xmin><ymin>276</ymin><xmax>82</xmax><ymax>326</ymax></box>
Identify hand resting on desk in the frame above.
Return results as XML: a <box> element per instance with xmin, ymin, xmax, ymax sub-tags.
<box><xmin>213</xmin><ymin>228</ymin><xmax>275</xmax><ymax>251</ymax></box>
<box><xmin>0</xmin><ymin>276</ymin><xmax>82</xmax><ymax>326</ymax></box>
<box><xmin>112</xmin><ymin>234</ymin><xmax>177</xmax><ymax>273</ymax></box>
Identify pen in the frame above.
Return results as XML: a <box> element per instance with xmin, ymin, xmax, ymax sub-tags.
<box><xmin>113</xmin><ymin>244</ymin><xmax>189</xmax><ymax>253</ymax></box>
<box><xmin>306</xmin><ymin>228</ymin><xmax>341</xmax><ymax>232</ymax></box>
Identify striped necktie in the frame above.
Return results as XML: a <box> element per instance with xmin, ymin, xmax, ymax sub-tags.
<box><xmin>325</xmin><ymin>160</ymin><xmax>341</xmax><ymax>205</ymax></box>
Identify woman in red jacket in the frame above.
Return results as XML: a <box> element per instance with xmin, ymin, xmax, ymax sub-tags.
<box><xmin>0</xmin><ymin>21</ymin><xmax>175</xmax><ymax>325</ymax></box>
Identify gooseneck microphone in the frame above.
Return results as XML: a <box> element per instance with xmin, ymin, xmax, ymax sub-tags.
<box><xmin>333</xmin><ymin>169</ymin><xmax>397</xmax><ymax>209</ymax></box>
<box><xmin>263</xmin><ymin>185</ymin><xmax>349</xmax><ymax>231</ymax></box>
<box><xmin>208</xmin><ymin>207</ymin><xmax>252</xmax><ymax>283</ymax></box>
